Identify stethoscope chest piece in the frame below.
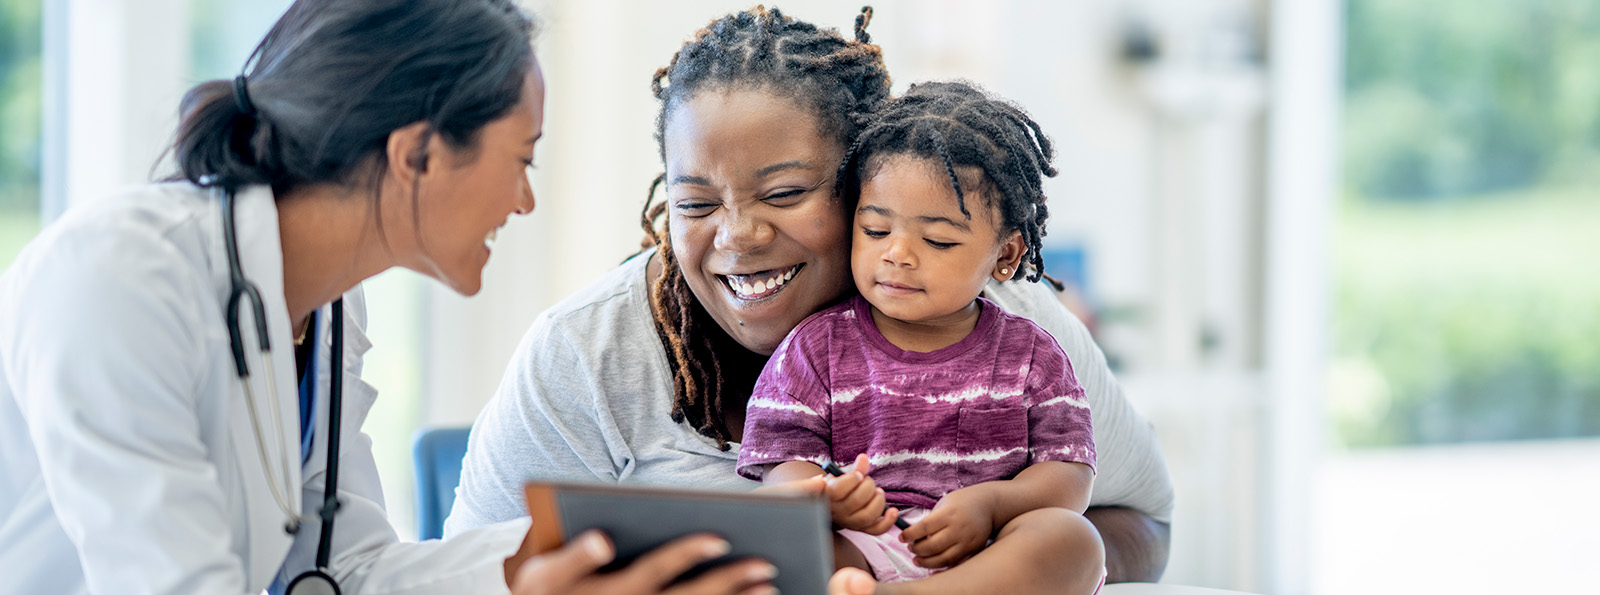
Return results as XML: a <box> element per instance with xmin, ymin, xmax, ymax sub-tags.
<box><xmin>286</xmin><ymin>569</ymin><xmax>342</xmax><ymax>595</ymax></box>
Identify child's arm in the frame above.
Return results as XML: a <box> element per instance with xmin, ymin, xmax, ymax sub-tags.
<box><xmin>899</xmin><ymin>326</ymin><xmax>1098</xmax><ymax>568</ymax></box>
<box><xmin>897</xmin><ymin>461</ymin><xmax>1092</xmax><ymax>568</ymax></box>
<box><xmin>982</xmin><ymin>460</ymin><xmax>1094</xmax><ymax>518</ymax></box>
<box><xmin>762</xmin><ymin>455</ymin><xmax>900</xmax><ymax>535</ymax></box>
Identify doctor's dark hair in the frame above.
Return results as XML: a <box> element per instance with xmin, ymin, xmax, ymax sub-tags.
<box><xmin>838</xmin><ymin>80</ymin><xmax>1057</xmax><ymax>283</ymax></box>
<box><xmin>638</xmin><ymin>5</ymin><xmax>891</xmax><ymax>449</ymax></box>
<box><xmin>171</xmin><ymin>0</ymin><xmax>535</xmax><ymax>201</ymax></box>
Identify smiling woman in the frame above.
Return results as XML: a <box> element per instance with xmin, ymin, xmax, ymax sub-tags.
<box><xmin>662</xmin><ymin>89</ymin><xmax>854</xmax><ymax>356</ymax></box>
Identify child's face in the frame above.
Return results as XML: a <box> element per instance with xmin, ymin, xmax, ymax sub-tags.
<box><xmin>852</xmin><ymin>155</ymin><xmax>1025</xmax><ymax>325</ymax></box>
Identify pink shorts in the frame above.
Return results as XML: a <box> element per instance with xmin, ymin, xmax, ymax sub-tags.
<box><xmin>837</xmin><ymin>508</ymin><xmax>938</xmax><ymax>582</ymax></box>
<box><xmin>837</xmin><ymin>508</ymin><xmax>1107</xmax><ymax>592</ymax></box>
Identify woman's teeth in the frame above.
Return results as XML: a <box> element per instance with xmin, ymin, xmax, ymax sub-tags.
<box><xmin>726</xmin><ymin>266</ymin><xmax>799</xmax><ymax>299</ymax></box>
<box><xmin>484</xmin><ymin>228</ymin><xmax>499</xmax><ymax>250</ymax></box>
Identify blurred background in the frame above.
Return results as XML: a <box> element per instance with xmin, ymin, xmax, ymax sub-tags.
<box><xmin>2</xmin><ymin>0</ymin><xmax>1596</xmax><ymax>593</ymax></box>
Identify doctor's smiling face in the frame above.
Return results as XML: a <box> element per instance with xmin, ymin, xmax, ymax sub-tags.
<box><xmin>662</xmin><ymin>89</ymin><xmax>854</xmax><ymax>355</ymax></box>
<box><xmin>402</xmin><ymin>56</ymin><xmax>545</xmax><ymax>296</ymax></box>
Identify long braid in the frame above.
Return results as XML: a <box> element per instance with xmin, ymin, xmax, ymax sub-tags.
<box><xmin>641</xmin><ymin>6</ymin><xmax>890</xmax><ymax>448</ymax></box>
<box><xmin>838</xmin><ymin>81</ymin><xmax>1058</xmax><ymax>282</ymax></box>
<box><xmin>640</xmin><ymin>177</ymin><xmax>726</xmax><ymax>437</ymax></box>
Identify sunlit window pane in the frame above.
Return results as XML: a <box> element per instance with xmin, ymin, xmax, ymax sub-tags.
<box><xmin>0</xmin><ymin>0</ymin><xmax>42</xmax><ymax>268</ymax></box>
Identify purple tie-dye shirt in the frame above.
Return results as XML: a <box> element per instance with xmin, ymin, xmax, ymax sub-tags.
<box><xmin>737</xmin><ymin>295</ymin><xmax>1096</xmax><ymax>510</ymax></box>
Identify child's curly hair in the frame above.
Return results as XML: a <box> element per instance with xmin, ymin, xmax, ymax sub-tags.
<box><xmin>837</xmin><ymin>80</ymin><xmax>1058</xmax><ymax>282</ymax></box>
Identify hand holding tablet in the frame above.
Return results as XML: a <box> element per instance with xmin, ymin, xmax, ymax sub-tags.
<box><xmin>509</xmin><ymin>481</ymin><xmax>835</xmax><ymax>594</ymax></box>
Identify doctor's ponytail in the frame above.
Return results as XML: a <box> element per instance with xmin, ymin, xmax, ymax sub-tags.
<box><xmin>173</xmin><ymin>79</ymin><xmax>275</xmax><ymax>191</ymax></box>
<box><xmin>170</xmin><ymin>0</ymin><xmax>537</xmax><ymax>197</ymax></box>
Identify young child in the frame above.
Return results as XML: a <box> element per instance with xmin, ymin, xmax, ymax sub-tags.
<box><xmin>736</xmin><ymin>81</ymin><xmax>1105</xmax><ymax>595</ymax></box>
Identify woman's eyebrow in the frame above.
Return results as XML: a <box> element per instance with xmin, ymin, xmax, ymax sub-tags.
<box><xmin>670</xmin><ymin>174</ymin><xmax>712</xmax><ymax>186</ymax></box>
<box><xmin>755</xmin><ymin>161</ymin><xmax>812</xmax><ymax>177</ymax></box>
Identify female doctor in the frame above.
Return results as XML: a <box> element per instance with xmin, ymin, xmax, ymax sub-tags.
<box><xmin>0</xmin><ymin>0</ymin><xmax>862</xmax><ymax>594</ymax></box>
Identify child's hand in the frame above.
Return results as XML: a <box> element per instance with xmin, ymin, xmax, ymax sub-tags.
<box><xmin>899</xmin><ymin>486</ymin><xmax>994</xmax><ymax>568</ymax></box>
<box><xmin>824</xmin><ymin>454</ymin><xmax>900</xmax><ymax>535</ymax></box>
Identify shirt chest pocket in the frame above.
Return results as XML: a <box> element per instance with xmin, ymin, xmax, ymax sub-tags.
<box><xmin>954</xmin><ymin>404</ymin><xmax>1030</xmax><ymax>481</ymax></box>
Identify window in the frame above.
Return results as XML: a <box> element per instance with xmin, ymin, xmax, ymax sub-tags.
<box><xmin>0</xmin><ymin>0</ymin><xmax>41</xmax><ymax>268</ymax></box>
<box><xmin>1334</xmin><ymin>0</ymin><xmax>1600</xmax><ymax>448</ymax></box>
<box><xmin>1320</xmin><ymin>1</ymin><xmax>1600</xmax><ymax>592</ymax></box>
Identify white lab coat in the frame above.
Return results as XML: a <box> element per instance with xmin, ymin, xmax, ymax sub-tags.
<box><xmin>0</xmin><ymin>183</ymin><xmax>528</xmax><ymax>595</ymax></box>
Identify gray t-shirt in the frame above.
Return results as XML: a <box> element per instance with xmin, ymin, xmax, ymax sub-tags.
<box><xmin>443</xmin><ymin>250</ymin><xmax>1174</xmax><ymax>537</ymax></box>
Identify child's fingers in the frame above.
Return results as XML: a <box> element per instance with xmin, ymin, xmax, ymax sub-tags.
<box><xmin>846</xmin><ymin>488</ymin><xmax>889</xmax><ymax>526</ymax></box>
<box><xmin>841</xmin><ymin>507</ymin><xmax>883</xmax><ymax>530</ymax></box>
<box><xmin>860</xmin><ymin>506</ymin><xmax>899</xmax><ymax>536</ymax></box>
<box><xmin>824</xmin><ymin>472</ymin><xmax>863</xmax><ymax>501</ymax></box>
<box><xmin>898</xmin><ymin>509</ymin><xmax>945</xmax><ymax>543</ymax></box>
<box><xmin>916</xmin><ymin>546</ymin><xmax>966</xmax><ymax>569</ymax></box>
<box><xmin>906</xmin><ymin>526</ymin><xmax>957</xmax><ymax>559</ymax></box>
<box><xmin>853</xmin><ymin>453</ymin><xmax>872</xmax><ymax>476</ymax></box>
<box><xmin>915</xmin><ymin>531</ymin><xmax>985</xmax><ymax>566</ymax></box>
<box><xmin>835</xmin><ymin>476</ymin><xmax>879</xmax><ymax>512</ymax></box>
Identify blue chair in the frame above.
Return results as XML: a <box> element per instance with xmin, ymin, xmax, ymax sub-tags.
<box><xmin>412</xmin><ymin>426</ymin><xmax>472</xmax><ymax>540</ymax></box>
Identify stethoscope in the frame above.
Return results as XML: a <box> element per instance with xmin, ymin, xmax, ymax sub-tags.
<box><xmin>219</xmin><ymin>185</ymin><xmax>346</xmax><ymax>595</ymax></box>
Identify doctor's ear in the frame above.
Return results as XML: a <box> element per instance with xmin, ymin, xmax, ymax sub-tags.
<box><xmin>386</xmin><ymin>121</ymin><xmax>435</xmax><ymax>183</ymax></box>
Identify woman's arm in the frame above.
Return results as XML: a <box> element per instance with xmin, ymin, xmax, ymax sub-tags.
<box><xmin>1085</xmin><ymin>506</ymin><xmax>1171</xmax><ymax>583</ymax></box>
<box><xmin>985</xmin><ymin>279</ymin><xmax>1177</xmax><ymax>581</ymax></box>
<box><xmin>445</xmin><ymin>317</ymin><xmax>627</xmax><ymax>537</ymax></box>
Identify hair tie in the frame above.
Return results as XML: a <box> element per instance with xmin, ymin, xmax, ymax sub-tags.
<box><xmin>232</xmin><ymin>75</ymin><xmax>256</xmax><ymax>116</ymax></box>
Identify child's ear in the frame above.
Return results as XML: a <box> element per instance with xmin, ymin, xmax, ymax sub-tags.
<box><xmin>992</xmin><ymin>230</ymin><xmax>1026</xmax><ymax>282</ymax></box>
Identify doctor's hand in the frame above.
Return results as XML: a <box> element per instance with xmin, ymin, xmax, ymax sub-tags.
<box><xmin>509</xmin><ymin>530</ymin><xmax>776</xmax><ymax>595</ymax></box>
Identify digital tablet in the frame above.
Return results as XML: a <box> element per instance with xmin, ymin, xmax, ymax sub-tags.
<box><xmin>510</xmin><ymin>481</ymin><xmax>833</xmax><ymax>594</ymax></box>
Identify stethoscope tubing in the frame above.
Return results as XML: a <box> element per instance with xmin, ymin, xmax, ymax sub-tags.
<box><xmin>220</xmin><ymin>186</ymin><xmax>344</xmax><ymax>589</ymax></box>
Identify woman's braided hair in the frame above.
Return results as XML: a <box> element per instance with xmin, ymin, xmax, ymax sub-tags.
<box><xmin>640</xmin><ymin>5</ymin><xmax>890</xmax><ymax>449</ymax></box>
<box><xmin>836</xmin><ymin>81</ymin><xmax>1057</xmax><ymax>282</ymax></box>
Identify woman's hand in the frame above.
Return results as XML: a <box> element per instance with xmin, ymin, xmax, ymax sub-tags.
<box><xmin>509</xmin><ymin>530</ymin><xmax>777</xmax><ymax>595</ymax></box>
<box><xmin>898</xmin><ymin>487</ymin><xmax>994</xmax><ymax>569</ymax></box>
<box><xmin>510</xmin><ymin>530</ymin><xmax>881</xmax><ymax>595</ymax></box>
<box><xmin>824</xmin><ymin>454</ymin><xmax>899</xmax><ymax>535</ymax></box>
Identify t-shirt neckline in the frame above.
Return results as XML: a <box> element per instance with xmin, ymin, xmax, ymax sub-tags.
<box><xmin>852</xmin><ymin>294</ymin><xmax>999</xmax><ymax>365</ymax></box>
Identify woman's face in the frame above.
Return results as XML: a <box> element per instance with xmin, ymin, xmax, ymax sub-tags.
<box><xmin>662</xmin><ymin>89</ymin><xmax>853</xmax><ymax>355</ymax></box>
<box><xmin>410</xmin><ymin>57</ymin><xmax>545</xmax><ymax>296</ymax></box>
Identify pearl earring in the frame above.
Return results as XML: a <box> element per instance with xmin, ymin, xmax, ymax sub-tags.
<box><xmin>1000</xmin><ymin>268</ymin><xmax>1011</xmax><ymax>276</ymax></box>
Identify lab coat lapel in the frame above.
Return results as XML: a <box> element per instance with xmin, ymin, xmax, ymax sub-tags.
<box><xmin>303</xmin><ymin>292</ymin><xmax>379</xmax><ymax>481</ymax></box>
<box><xmin>203</xmin><ymin>185</ymin><xmax>302</xmax><ymax>588</ymax></box>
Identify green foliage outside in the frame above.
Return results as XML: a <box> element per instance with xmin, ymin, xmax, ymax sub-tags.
<box><xmin>1333</xmin><ymin>0</ymin><xmax>1600</xmax><ymax>447</ymax></box>
<box><xmin>1344</xmin><ymin>0</ymin><xmax>1600</xmax><ymax>199</ymax></box>
<box><xmin>0</xmin><ymin>0</ymin><xmax>40</xmax><ymax>208</ymax></box>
